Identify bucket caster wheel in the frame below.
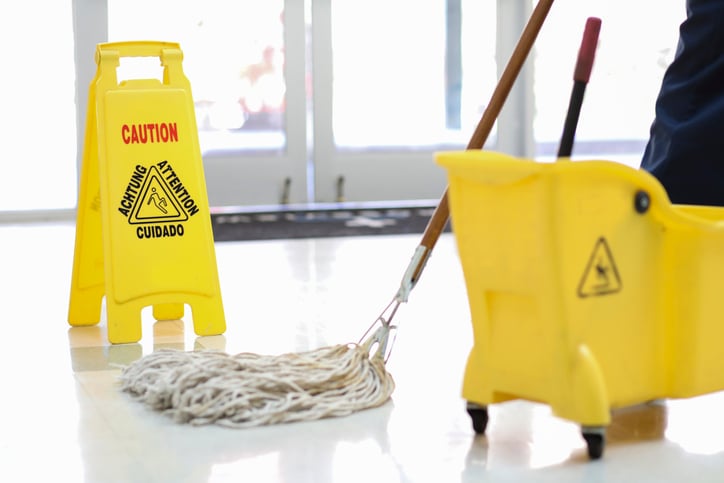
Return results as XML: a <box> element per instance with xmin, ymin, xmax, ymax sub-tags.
<box><xmin>466</xmin><ymin>403</ymin><xmax>488</xmax><ymax>435</ymax></box>
<box><xmin>581</xmin><ymin>426</ymin><xmax>606</xmax><ymax>460</ymax></box>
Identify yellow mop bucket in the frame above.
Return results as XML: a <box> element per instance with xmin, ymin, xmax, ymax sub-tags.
<box><xmin>68</xmin><ymin>41</ymin><xmax>225</xmax><ymax>344</ymax></box>
<box><xmin>436</xmin><ymin>150</ymin><xmax>724</xmax><ymax>458</ymax></box>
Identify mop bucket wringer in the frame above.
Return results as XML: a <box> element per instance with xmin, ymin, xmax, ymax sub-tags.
<box><xmin>436</xmin><ymin>150</ymin><xmax>724</xmax><ymax>459</ymax></box>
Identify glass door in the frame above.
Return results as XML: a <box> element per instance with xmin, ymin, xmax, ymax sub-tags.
<box><xmin>312</xmin><ymin>0</ymin><xmax>498</xmax><ymax>202</ymax></box>
<box><xmin>107</xmin><ymin>0</ymin><xmax>308</xmax><ymax>207</ymax></box>
<box><xmin>106</xmin><ymin>0</ymin><xmax>498</xmax><ymax>206</ymax></box>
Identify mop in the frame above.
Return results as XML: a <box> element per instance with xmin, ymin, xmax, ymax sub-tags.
<box><xmin>119</xmin><ymin>0</ymin><xmax>556</xmax><ymax>428</ymax></box>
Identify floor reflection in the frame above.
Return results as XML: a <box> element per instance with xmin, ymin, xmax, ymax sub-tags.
<box><xmin>462</xmin><ymin>398</ymin><xmax>680</xmax><ymax>470</ymax></box>
<box><xmin>67</xmin><ymin>326</ymin><xmax>142</xmax><ymax>371</ymax></box>
<box><xmin>607</xmin><ymin>401</ymin><xmax>668</xmax><ymax>445</ymax></box>
<box><xmin>67</xmin><ymin>319</ymin><xmax>228</xmax><ymax>372</ymax></box>
<box><xmin>666</xmin><ymin>392</ymin><xmax>724</xmax><ymax>456</ymax></box>
<box><xmin>72</xmin><ymin>370</ymin><xmax>397</xmax><ymax>483</ymax></box>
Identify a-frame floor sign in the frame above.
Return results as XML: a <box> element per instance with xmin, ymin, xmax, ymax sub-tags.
<box><xmin>68</xmin><ymin>41</ymin><xmax>226</xmax><ymax>344</ymax></box>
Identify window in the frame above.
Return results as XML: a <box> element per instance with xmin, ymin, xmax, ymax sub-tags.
<box><xmin>330</xmin><ymin>0</ymin><xmax>496</xmax><ymax>149</ymax></box>
<box><xmin>0</xmin><ymin>1</ymin><xmax>76</xmax><ymax>212</ymax></box>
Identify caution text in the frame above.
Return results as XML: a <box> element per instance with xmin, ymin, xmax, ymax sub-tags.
<box><xmin>122</xmin><ymin>122</ymin><xmax>179</xmax><ymax>144</ymax></box>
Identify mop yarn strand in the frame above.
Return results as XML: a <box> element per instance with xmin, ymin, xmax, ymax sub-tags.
<box><xmin>119</xmin><ymin>339</ymin><xmax>395</xmax><ymax>428</ymax></box>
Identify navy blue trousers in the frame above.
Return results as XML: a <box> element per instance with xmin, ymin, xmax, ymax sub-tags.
<box><xmin>640</xmin><ymin>0</ymin><xmax>724</xmax><ymax>205</ymax></box>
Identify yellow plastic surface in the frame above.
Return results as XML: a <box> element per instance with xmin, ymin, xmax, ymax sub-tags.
<box><xmin>436</xmin><ymin>150</ymin><xmax>724</xmax><ymax>427</ymax></box>
<box><xmin>68</xmin><ymin>41</ymin><xmax>225</xmax><ymax>344</ymax></box>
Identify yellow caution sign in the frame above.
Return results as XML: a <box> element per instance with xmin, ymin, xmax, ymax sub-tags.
<box><xmin>68</xmin><ymin>41</ymin><xmax>225</xmax><ymax>344</ymax></box>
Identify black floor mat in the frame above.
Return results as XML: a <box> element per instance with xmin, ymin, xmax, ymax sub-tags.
<box><xmin>211</xmin><ymin>200</ymin><xmax>448</xmax><ymax>241</ymax></box>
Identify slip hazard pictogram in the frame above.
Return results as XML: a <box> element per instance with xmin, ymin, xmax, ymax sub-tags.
<box><xmin>577</xmin><ymin>237</ymin><xmax>622</xmax><ymax>298</ymax></box>
<box><xmin>130</xmin><ymin>165</ymin><xmax>187</xmax><ymax>224</ymax></box>
<box><xmin>117</xmin><ymin>160</ymin><xmax>200</xmax><ymax>226</ymax></box>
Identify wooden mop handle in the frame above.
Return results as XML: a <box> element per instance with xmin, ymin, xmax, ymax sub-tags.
<box><xmin>412</xmin><ymin>0</ymin><xmax>555</xmax><ymax>283</ymax></box>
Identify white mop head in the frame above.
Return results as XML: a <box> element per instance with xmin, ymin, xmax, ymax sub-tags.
<box><xmin>118</xmin><ymin>343</ymin><xmax>395</xmax><ymax>428</ymax></box>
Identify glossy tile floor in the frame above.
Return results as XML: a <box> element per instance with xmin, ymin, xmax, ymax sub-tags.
<box><xmin>2</xmin><ymin>222</ymin><xmax>724</xmax><ymax>482</ymax></box>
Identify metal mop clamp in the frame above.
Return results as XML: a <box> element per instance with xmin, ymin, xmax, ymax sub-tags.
<box><xmin>365</xmin><ymin>0</ymin><xmax>557</xmax><ymax>359</ymax></box>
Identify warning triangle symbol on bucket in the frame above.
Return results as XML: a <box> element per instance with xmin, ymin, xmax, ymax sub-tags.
<box><xmin>577</xmin><ymin>237</ymin><xmax>622</xmax><ymax>298</ymax></box>
<box><xmin>129</xmin><ymin>166</ymin><xmax>189</xmax><ymax>224</ymax></box>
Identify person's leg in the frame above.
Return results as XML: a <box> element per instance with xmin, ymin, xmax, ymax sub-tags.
<box><xmin>640</xmin><ymin>0</ymin><xmax>724</xmax><ymax>205</ymax></box>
